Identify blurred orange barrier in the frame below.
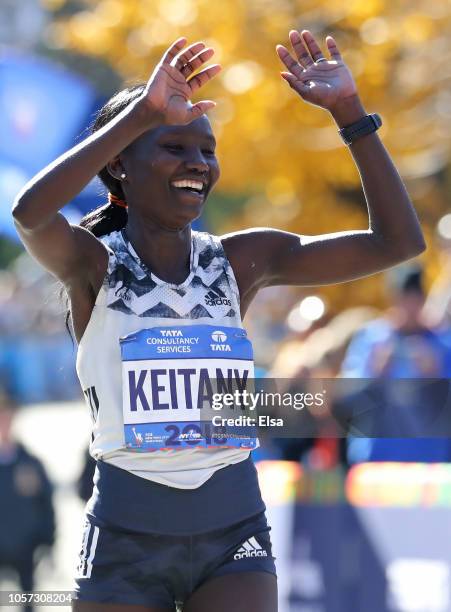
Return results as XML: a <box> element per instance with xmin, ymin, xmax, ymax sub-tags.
<box><xmin>346</xmin><ymin>462</ymin><xmax>451</xmax><ymax>507</ymax></box>
<box><xmin>256</xmin><ymin>460</ymin><xmax>301</xmax><ymax>505</ymax></box>
<box><xmin>256</xmin><ymin>460</ymin><xmax>346</xmax><ymax>505</ymax></box>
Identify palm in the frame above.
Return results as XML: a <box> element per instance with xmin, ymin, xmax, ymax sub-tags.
<box><xmin>142</xmin><ymin>38</ymin><xmax>221</xmax><ymax>126</ymax></box>
<box><xmin>294</xmin><ymin>62</ymin><xmax>356</xmax><ymax>108</ymax></box>
<box><xmin>276</xmin><ymin>30</ymin><xmax>358</xmax><ymax>112</ymax></box>
<box><xmin>145</xmin><ymin>65</ymin><xmax>194</xmax><ymax>125</ymax></box>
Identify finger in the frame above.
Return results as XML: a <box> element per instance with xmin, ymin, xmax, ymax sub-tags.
<box><xmin>288</xmin><ymin>30</ymin><xmax>314</xmax><ymax>68</ymax></box>
<box><xmin>161</xmin><ymin>37</ymin><xmax>187</xmax><ymax>65</ymax></box>
<box><xmin>173</xmin><ymin>41</ymin><xmax>206</xmax><ymax>70</ymax></box>
<box><xmin>326</xmin><ymin>35</ymin><xmax>342</xmax><ymax>61</ymax></box>
<box><xmin>188</xmin><ymin>100</ymin><xmax>217</xmax><ymax>120</ymax></box>
<box><xmin>301</xmin><ymin>30</ymin><xmax>326</xmax><ymax>62</ymax></box>
<box><xmin>280</xmin><ymin>72</ymin><xmax>310</xmax><ymax>96</ymax></box>
<box><xmin>179</xmin><ymin>48</ymin><xmax>215</xmax><ymax>79</ymax></box>
<box><xmin>187</xmin><ymin>64</ymin><xmax>221</xmax><ymax>94</ymax></box>
<box><xmin>276</xmin><ymin>45</ymin><xmax>305</xmax><ymax>80</ymax></box>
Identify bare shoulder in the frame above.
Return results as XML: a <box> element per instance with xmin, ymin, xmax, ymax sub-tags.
<box><xmin>220</xmin><ymin>227</ymin><xmax>293</xmax><ymax>275</ymax></box>
<box><xmin>219</xmin><ymin>227</ymin><xmax>290</xmax><ymax>315</ymax></box>
<box><xmin>220</xmin><ymin>228</ymin><xmax>267</xmax><ymax>281</ymax></box>
<box><xmin>220</xmin><ymin>226</ymin><xmax>289</xmax><ymax>257</ymax></box>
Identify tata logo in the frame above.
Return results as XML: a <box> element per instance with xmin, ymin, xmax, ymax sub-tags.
<box><xmin>211</xmin><ymin>330</ymin><xmax>231</xmax><ymax>352</ymax></box>
<box><xmin>211</xmin><ymin>330</ymin><xmax>227</xmax><ymax>343</ymax></box>
<box><xmin>160</xmin><ymin>330</ymin><xmax>183</xmax><ymax>337</ymax></box>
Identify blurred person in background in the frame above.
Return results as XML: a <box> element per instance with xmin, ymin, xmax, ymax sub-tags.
<box><xmin>12</xmin><ymin>27</ymin><xmax>425</xmax><ymax>612</ymax></box>
<box><xmin>269</xmin><ymin>307</ymin><xmax>377</xmax><ymax>469</ymax></box>
<box><xmin>342</xmin><ymin>264</ymin><xmax>450</xmax><ymax>379</ymax></box>
<box><xmin>0</xmin><ymin>262</ymin><xmax>80</xmax><ymax>405</ymax></box>
<box><xmin>424</xmin><ymin>213</ymin><xmax>451</xmax><ymax>362</ymax></box>
<box><xmin>0</xmin><ymin>389</ymin><xmax>55</xmax><ymax>611</ymax></box>
<box><xmin>340</xmin><ymin>264</ymin><xmax>451</xmax><ymax>463</ymax></box>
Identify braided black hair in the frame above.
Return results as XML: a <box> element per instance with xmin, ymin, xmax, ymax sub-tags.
<box><xmin>79</xmin><ymin>82</ymin><xmax>146</xmax><ymax>237</ymax></box>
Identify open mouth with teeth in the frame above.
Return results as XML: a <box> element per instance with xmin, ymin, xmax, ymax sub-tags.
<box><xmin>171</xmin><ymin>179</ymin><xmax>206</xmax><ymax>197</ymax></box>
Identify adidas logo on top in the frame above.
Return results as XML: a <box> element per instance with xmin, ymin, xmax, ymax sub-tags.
<box><xmin>234</xmin><ymin>537</ymin><xmax>268</xmax><ymax>560</ymax></box>
<box><xmin>205</xmin><ymin>288</ymin><xmax>231</xmax><ymax>307</ymax></box>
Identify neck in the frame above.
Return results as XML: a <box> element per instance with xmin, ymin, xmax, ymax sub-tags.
<box><xmin>125</xmin><ymin>214</ymin><xmax>192</xmax><ymax>284</ymax></box>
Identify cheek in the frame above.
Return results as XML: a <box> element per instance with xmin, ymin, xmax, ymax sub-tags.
<box><xmin>211</xmin><ymin>161</ymin><xmax>220</xmax><ymax>183</ymax></box>
<box><xmin>124</xmin><ymin>141</ymin><xmax>168</xmax><ymax>175</ymax></box>
<box><xmin>128</xmin><ymin>156</ymin><xmax>173</xmax><ymax>183</ymax></box>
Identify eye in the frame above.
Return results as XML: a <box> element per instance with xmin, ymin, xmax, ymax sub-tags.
<box><xmin>202</xmin><ymin>149</ymin><xmax>216</xmax><ymax>156</ymax></box>
<box><xmin>164</xmin><ymin>144</ymin><xmax>183</xmax><ymax>152</ymax></box>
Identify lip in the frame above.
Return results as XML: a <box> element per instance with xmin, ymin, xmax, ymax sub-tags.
<box><xmin>169</xmin><ymin>184</ymin><xmax>206</xmax><ymax>203</ymax></box>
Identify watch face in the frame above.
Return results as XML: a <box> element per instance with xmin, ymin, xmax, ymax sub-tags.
<box><xmin>372</xmin><ymin>113</ymin><xmax>382</xmax><ymax>128</ymax></box>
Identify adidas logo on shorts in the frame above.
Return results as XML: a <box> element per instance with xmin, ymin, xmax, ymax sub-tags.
<box><xmin>233</xmin><ymin>537</ymin><xmax>268</xmax><ymax>560</ymax></box>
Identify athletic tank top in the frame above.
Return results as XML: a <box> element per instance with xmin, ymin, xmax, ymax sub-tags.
<box><xmin>76</xmin><ymin>228</ymin><xmax>258</xmax><ymax>489</ymax></box>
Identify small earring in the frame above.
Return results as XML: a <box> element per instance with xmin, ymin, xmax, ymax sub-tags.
<box><xmin>120</xmin><ymin>172</ymin><xmax>126</xmax><ymax>180</ymax></box>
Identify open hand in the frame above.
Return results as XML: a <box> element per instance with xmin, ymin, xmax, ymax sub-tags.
<box><xmin>276</xmin><ymin>30</ymin><xmax>358</xmax><ymax>113</ymax></box>
<box><xmin>140</xmin><ymin>37</ymin><xmax>221</xmax><ymax>126</ymax></box>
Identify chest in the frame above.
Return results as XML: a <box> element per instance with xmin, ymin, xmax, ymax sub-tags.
<box><xmin>106</xmin><ymin>265</ymin><xmax>239</xmax><ymax>323</ymax></box>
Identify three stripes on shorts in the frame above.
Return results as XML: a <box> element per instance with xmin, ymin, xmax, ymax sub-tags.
<box><xmin>77</xmin><ymin>522</ymin><xmax>100</xmax><ymax>579</ymax></box>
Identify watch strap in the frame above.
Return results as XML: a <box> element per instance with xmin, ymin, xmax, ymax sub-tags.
<box><xmin>339</xmin><ymin>113</ymin><xmax>382</xmax><ymax>145</ymax></box>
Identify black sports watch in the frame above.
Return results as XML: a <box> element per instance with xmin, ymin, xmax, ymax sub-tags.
<box><xmin>338</xmin><ymin>113</ymin><xmax>382</xmax><ymax>145</ymax></box>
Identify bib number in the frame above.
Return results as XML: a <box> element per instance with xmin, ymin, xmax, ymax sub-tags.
<box><xmin>120</xmin><ymin>325</ymin><xmax>257</xmax><ymax>451</ymax></box>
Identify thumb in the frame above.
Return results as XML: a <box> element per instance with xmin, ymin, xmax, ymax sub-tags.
<box><xmin>280</xmin><ymin>72</ymin><xmax>309</xmax><ymax>95</ymax></box>
<box><xmin>188</xmin><ymin>100</ymin><xmax>216</xmax><ymax>120</ymax></box>
<box><xmin>280</xmin><ymin>71</ymin><xmax>296</xmax><ymax>84</ymax></box>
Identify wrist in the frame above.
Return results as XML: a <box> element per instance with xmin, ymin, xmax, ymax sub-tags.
<box><xmin>126</xmin><ymin>97</ymin><xmax>164</xmax><ymax>134</ymax></box>
<box><xmin>329</xmin><ymin>94</ymin><xmax>367</xmax><ymax>128</ymax></box>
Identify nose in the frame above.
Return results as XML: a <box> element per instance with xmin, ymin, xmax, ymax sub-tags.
<box><xmin>185</xmin><ymin>149</ymin><xmax>209</xmax><ymax>174</ymax></box>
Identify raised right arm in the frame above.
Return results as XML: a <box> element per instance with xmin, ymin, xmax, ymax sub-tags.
<box><xmin>12</xmin><ymin>37</ymin><xmax>221</xmax><ymax>284</ymax></box>
<box><xmin>12</xmin><ymin>99</ymin><xmax>153</xmax><ymax>283</ymax></box>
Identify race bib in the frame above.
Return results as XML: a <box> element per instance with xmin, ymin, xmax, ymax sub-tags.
<box><xmin>120</xmin><ymin>325</ymin><xmax>257</xmax><ymax>451</ymax></box>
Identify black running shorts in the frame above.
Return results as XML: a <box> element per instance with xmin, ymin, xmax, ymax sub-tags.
<box><xmin>73</xmin><ymin>510</ymin><xmax>276</xmax><ymax>609</ymax></box>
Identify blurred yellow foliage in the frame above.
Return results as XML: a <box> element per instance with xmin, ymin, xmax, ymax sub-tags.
<box><xmin>46</xmin><ymin>0</ymin><xmax>451</xmax><ymax>313</ymax></box>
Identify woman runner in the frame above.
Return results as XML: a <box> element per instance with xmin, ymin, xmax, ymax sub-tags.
<box><xmin>13</xmin><ymin>29</ymin><xmax>425</xmax><ymax>612</ymax></box>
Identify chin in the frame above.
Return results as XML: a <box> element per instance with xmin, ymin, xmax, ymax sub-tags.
<box><xmin>171</xmin><ymin>204</ymin><xmax>205</xmax><ymax>228</ymax></box>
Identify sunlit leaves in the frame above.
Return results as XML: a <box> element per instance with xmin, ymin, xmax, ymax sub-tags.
<box><xmin>46</xmin><ymin>0</ymin><xmax>451</xmax><ymax>310</ymax></box>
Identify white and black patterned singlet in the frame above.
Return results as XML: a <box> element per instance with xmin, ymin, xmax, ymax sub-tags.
<box><xmin>76</xmin><ymin>228</ymin><xmax>258</xmax><ymax>489</ymax></box>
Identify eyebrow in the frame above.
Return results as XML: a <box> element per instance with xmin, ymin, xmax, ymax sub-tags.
<box><xmin>159</xmin><ymin>131</ymin><xmax>216</xmax><ymax>146</ymax></box>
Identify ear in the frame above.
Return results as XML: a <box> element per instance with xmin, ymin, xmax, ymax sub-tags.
<box><xmin>107</xmin><ymin>156</ymin><xmax>125</xmax><ymax>181</ymax></box>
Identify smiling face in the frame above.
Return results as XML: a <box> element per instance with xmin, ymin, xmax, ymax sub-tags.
<box><xmin>118</xmin><ymin>115</ymin><xmax>220</xmax><ymax>231</ymax></box>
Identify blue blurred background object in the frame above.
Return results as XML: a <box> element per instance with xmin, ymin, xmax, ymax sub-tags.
<box><xmin>0</xmin><ymin>50</ymin><xmax>105</xmax><ymax>239</ymax></box>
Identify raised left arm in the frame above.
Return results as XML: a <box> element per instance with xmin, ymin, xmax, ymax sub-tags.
<box><xmin>221</xmin><ymin>30</ymin><xmax>425</xmax><ymax>316</ymax></box>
